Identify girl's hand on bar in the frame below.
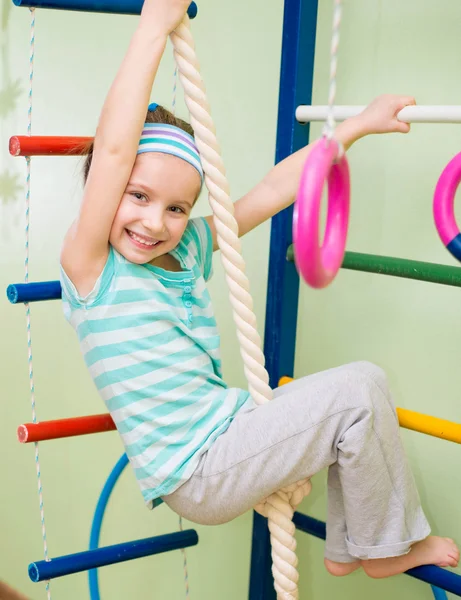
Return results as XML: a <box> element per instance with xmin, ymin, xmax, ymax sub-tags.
<box><xmin>335</xmin><ymin>94</ymin><xmax>416</xmax><ymax>150</ymax></box>
<box><xmin>140</xmin><ymin>0</ymin><xmax>191</xmax><ymax>38</ymax></box>
<box><xmin>358</xmin><ymin>94</ymin><xmax>417</xmax><ymax>135</ymax></box>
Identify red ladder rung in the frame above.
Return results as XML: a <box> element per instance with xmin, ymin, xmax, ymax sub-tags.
<box><xmin>18</xmin><ymin>413</ymin><xmax>115</xmax><ymax>443</ymax></box>
<box><xmin>9</xmin><ymin>136</ymin><xmax>93</xmax><ymax>156</ymax></box>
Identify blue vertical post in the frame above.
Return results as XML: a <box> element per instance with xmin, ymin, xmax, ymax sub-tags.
<box><xmin>248</xmin><ymin>0</ymin><xmax>319</xmax><ymax>598</ymax></box>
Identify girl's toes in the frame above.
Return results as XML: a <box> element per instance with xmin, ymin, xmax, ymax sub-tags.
<box><xmin>447</xmin><ymin>554</ymin><xmax>458</xmax><ymax>567</ymax></box>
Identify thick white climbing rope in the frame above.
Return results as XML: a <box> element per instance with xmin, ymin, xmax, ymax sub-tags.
<box><xmin>170</xmin><ymin>16</ymin><xmax>311</xmax><ymax>599</ymax></box>
<box><xmin>24</xmin><ymin>8</ymin><xmax>52</xmax><ymax>599</ymax></box>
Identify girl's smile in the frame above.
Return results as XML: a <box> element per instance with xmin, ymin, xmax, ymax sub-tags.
<box><xmin>126</xmin><ymin>228</ymin><xmax>162</xmax><ymax>249</ymax></box>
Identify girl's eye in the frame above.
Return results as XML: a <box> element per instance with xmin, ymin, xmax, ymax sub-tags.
<box><xmin>131</xmin><ymin>192</ymin><xmax>147</xmax><ymax>202</ymax></box>
<box><xmin>169</xmin><ymin>206</ymin><xmax>185</xmax><ymax>214</ymax></box>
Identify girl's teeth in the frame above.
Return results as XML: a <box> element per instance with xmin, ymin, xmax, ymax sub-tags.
<box><xmin>129</xmin><ymin>231</ymin><xmax>156</xmax><ymax>246</ymax></box>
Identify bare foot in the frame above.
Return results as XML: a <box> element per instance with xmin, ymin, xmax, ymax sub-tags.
<box><xmin>361</xmin><ymin>536</ymin><xmax>460</xmax><ymax>579</ymax></box>
<box><xmin>324</xmin><ymin>558</ymin><xmax>361</xmax><ymax>577</ymax></box>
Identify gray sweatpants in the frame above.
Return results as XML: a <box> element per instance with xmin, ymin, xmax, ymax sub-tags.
<box><xmin>163</xmin><ymin>361</ymin><xmax>430</xmax><ymax>561</ymax></box>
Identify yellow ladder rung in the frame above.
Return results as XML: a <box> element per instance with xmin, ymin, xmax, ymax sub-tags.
<box><xmin>278</xmin><ymin>377</ymin><xmax>461</xmax><ymax>444</ymax></box>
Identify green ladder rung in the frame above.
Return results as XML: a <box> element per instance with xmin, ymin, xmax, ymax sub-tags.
<box><xmin>286</xmin><ymin>246</ymin><xmax>461</xmax><ymax>287</ymax></box>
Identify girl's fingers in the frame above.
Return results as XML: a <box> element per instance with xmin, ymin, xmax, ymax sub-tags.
<box><xmin>400</xmin><ymin>96</ymin><xmax>416</xmax><ymax>106</ymax></box>
<box><xmin>394</xmin><ymin>120</ymin><xmax>411</xmax><ymax>134</ymax></box>
<box><xmin>393</xmin><ymin>96</ymin><xmax>416</xmax><ymax>118</ymax></box>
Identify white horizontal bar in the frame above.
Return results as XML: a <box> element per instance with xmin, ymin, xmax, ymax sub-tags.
<box><xmin>296</xmin><ymin>105</ymin><xmax>461</xmax><ymax>124</ymax></box>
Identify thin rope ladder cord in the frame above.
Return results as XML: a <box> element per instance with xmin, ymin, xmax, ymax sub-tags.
<box><xmin>24</xmin><ymin>7</ymin><xmax>52</xmax><ymax>599</ymax></box>
<box><xmin>323</xmin><ymin>0</ymin><xmax>343</xmax><ymax>143</ymax></box>
<box><xmin>170</xmin><ymin>16</ymin><xmax>312</xmax><ymax>600</ymax></box>
<box><xmin>170</xmin><ymin>50</ymin><xmax>191</xmax><ymax>600</ymax></box>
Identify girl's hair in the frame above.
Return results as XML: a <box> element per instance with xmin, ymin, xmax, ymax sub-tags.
<box><xmin>82</xmin><ymin>105</ymin><xmax>194</xmax><ymax>184</ymax></box>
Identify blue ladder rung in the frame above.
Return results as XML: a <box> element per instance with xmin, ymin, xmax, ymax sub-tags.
<box><xmin>29</xmin><ymin>530</ymin><xmax>198</xmax><ymax>581</ymax></box>
<box><xmin>293</xmin><ymin>512</ymin><xmax>461</xmax><ymax>597</ymax></box>
<box><xmin>13</xmin><ymin>0</ymin><xmax>198</xmax><ymax>18</ymax></box>
<box><xmin>7</xmin><ymin>281</ymin><xmax>62</xmax><ymax>303</ymax></box>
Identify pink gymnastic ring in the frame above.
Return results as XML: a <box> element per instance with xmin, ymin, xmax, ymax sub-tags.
<box><xmin>293</xmin><ymin>137</ymin><xmax>350</xmax><ymax>288</ymax></box>
<box><xmin>433</xmin><ymin>152</ymin><xmax>461</xmax><ymax>263</ymax></box>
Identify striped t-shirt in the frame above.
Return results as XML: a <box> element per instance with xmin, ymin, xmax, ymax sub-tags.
<box><xmin>60</xmin><ymin>218</ymin><xmax>252</xmax><ymax>507</ymax></box>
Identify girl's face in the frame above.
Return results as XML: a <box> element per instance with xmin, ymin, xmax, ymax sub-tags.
<box><xmin>110</xmin><ymin>152</ymin><xmax>202</xmax><ymax>265</ymax></box>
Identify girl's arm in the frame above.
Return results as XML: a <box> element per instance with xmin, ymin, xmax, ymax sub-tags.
<box><xmin>205</xmin><ymin>95</ymin><xmax>415</xmax><ymax>248</ymax></box>
<box><xmin>61</xmin><ymin>0</ymin><xmax>190</xmax><ymax>295</ymax></box>
<box><xmin>0</xmin><ymin>581</ymin><xmax>30</xmax><ymax>600</ymax></box>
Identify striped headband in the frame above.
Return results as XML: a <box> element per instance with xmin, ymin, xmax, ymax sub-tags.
<box><xmin>137</xmin><ymin>123</ymin><xmax>204</xmax><ymax>181</ymax></box>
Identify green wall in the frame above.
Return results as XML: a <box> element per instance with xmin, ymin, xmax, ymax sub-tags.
<box><xmin>1</xmin><ymin>0</ymin><xmax>460</xmax><ymax>598</ymax></box>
